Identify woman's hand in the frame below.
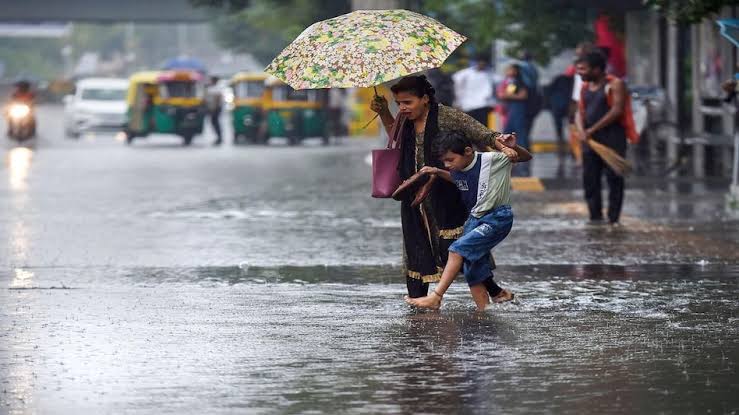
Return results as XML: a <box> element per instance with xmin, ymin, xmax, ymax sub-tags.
<box><xmin>370</xmin><ymin>95</ymin><xmax>390</xmax><ymax>116</ymax></box>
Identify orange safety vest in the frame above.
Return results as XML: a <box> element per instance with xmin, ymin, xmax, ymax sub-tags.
<box><xmin>579</xmin><ymin>74</ymin><xmax>640</xmax><ymax>144</ymax></box>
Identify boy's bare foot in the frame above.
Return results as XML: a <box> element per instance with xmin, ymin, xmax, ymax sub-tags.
<box><xmin>491</xmin><ymin>288</ymin><xmax>515</xmax><ymax>304</ymax></box>
<box><xmin>470</xmin><ymin>284</ymin><xmax>490</xmax><ymax>311</ymax></box>
<box><xmin>404</xmin><ymin>294</ymin><xmax>442</xmax><ymax>309</ymax></box>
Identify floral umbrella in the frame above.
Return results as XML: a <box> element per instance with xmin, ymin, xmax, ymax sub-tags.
<box><xmin>264</xmin><ymin>9</ymin><xmax>466</xmax><ymax>90</ymax></box>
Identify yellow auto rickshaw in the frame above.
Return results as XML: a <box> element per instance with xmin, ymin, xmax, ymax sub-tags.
<box><xmin>264</xmin><ymin>77</ymin><xmax>329</xmax><ymax>146</ymax></box>
<box><xmin>125</xmin><ymin>70</ymin><xmax>206</xmax><ymax>146</ymax></box>
<box><xmin>230</xmin><ymin>72</ymin><xmax>269</xmax><ymax>144</ymax></box>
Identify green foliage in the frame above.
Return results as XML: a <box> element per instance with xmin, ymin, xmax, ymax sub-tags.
<box><xmin>0</xmin><ymin>38</ymin><xmax>64</xmax><ymax>79</ymax></box>
<box><xmin>195</xmin><ymin>0</ymin><xmax>351</xmax><ymax>65</ymax></box>
<box><xmin>194</xmin><ymin>0</ymin><xmax>589</xmax><ymax>66</ymax></box>
<box><xmin>68</xmin><ymin>24</ymin><xmax>127</xmax><ymax>60</ymax></box>
<box><xmin>190</xmin><ymin>0</ymin><xmax>252</xmax><ymax>11</ymax></box>
<box><xmin>645</xmin><ymin>0</ymin><xmax>738</xmax><ymax>24</ymax></box>
<box><xmin>422</xmin><ymin>0</ymin><xmax>500</xmax><ymax>52</ymax></box>
<box><xmin>421</xmin><ymin>0</ymin><xmax>590</xmax><ymax>65</ymax></box>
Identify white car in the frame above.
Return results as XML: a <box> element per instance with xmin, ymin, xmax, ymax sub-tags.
<box><xmin>64</xmin><ymin>78</ymin><xmax>128</xmax><ymax>138</ymax></box>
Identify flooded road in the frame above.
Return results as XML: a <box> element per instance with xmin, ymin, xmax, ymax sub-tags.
<box><xmin>1</xmin><ymin>105</ymin><xmax>738</xmax><ymax>414</ymax></box>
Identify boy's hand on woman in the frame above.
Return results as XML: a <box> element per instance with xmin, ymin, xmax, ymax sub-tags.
<box><xmin>501</xmin><ymin>147</ymin><xmax>519</xmax><ymax>162</ymax></box>
<box><xmin>418</xmin><ymin>166</ymin><xmax>439</xmax><ymax>176</ymax></box>
<box><xmin>497</xmin><ymin>133</ymin><xmax>517</xmax><ymax>148</ymax></box>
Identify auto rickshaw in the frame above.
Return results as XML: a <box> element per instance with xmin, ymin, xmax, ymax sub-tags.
<box><xmin>124</xmin><ymin>70</ymin><xmax>205</xmax><ymax>146</ymax></box>
<box><xmin>263</xmin><ymin>77</ymin><xmax>329</xmax><ymax>145</ymax></box>
<box><xmin>230</xmin><ymin>72</ymin><xmax>269</xmax><ymax>144</ymax></box>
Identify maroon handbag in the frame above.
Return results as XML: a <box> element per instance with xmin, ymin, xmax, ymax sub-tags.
<box><xmin>371</xmin><ymin>114</ymin><xmax>407</xmax><ymax>198</ymax></box>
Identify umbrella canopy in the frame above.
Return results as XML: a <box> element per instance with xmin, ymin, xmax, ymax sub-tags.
<box><xmin>265</xmin><ymin>9</ymin><xmax>466</xmax><ymax>90</ymax></box>
<box><xmin>163</xmin><ymin>57</ymin><xmax>207</xmax><ymax>73</ymax></box>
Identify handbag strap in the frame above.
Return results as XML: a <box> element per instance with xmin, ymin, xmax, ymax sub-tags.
<box><xmin>386</xmin><ymin>113</ymin><xmax>407</xmax><ymax>150</ymax></box>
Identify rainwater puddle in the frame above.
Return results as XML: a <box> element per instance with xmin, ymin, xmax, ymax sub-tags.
<box><xmin>1</xmin><ymin>264</ymin><xmax>736</xmax><ymax>414</ymax></box>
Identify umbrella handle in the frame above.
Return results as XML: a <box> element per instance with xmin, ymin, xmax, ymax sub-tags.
<box><xmin>360</xmin><ymin>113</ymin><xmax>379</xmax><ymax>130</ymax></box>
<box><xmin>363</xmin><ymin>85</ymin><xmax>382</xmax><ymax>130</ymax></box>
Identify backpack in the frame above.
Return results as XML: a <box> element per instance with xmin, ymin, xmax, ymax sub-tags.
<box><xmin>579</xmin><ymin>74</ymin><xmax>640</xmax><ymax>144</ymax></box>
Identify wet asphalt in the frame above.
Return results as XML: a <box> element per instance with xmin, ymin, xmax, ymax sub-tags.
<box><xmin>0</xmin><ymin>105</ymin><xmax>737</xmax><ymax>414</ymax></box>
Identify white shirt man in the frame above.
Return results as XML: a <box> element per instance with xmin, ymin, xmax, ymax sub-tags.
<box><xmin>452</xmin><ymin>60</ymin><xmax>494</xmax><ymax>125</ymax></box>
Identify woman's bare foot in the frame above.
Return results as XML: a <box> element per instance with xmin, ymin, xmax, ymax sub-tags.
<box><xmin>404</xmin><ymin>294</ymin><xmax>442</xmax><ymax>309</ymax></box>
<box><xmin>491</xmin><ymin>288</ymin><xmax>515</xmax><ymax>304</ymax></box>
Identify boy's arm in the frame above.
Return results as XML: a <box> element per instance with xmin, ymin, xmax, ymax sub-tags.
<box><xmin>418</xmin><ymin>166</ymin><xmax>453</xmax><ymax>183</ymax></box>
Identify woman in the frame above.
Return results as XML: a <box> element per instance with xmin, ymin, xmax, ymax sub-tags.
<box><xmin>370</xmin><ymin>75</ymin><xmax>518</xmax><ymax>303</ymax></box>
<box><xmin>498</xmin><ymin>64</ymin><xmax>530</xmax><ymax>176</ymax></box>
<box><xmin>498</xmin><ymin>64</ymin><xmax>529</xmax><ymax>150</ymax></box>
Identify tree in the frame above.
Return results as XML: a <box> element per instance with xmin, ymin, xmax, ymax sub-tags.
<box><xmin>193</xmin><ymin>0</ymin><xmax>589</xmax><ymax>66</ymax></box>
<box><xmin>420</xmin><ymin>0</ymin><xmax>590</xmax><ymax>65</ymax></box>
<box><xmin>645</xmin><ymin>0</ymin><xmax>738</xmax><ymax>24</ymax></box>
<box><xmin>0</xmin><ymin>38</ymin><xmax>64</xmax><ymax>79</ymax></box>
<box><xmin>193</xmin><ymin>0</ymin><xmax>351</xmax><ymax>65</ymax></box>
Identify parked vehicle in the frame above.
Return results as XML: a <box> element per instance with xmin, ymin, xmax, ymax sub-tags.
<box><xmin>230</xmin><ymin>72</ymin><xmax>269</xmax><ymax>144</ymax></box>
<box><xmin>124</xmin><ymin>71</ymin><xmax>205</xmax><ymax>146</ymax></box>
<box><xmin>64</xmin><ymin>78</ymin><xmax>128</xmax><ymax>138</ymax></box>
<box><xmin>263</xmin><ymin>77</ymin><xmax>329</xmax><ymax>146</ymax></box>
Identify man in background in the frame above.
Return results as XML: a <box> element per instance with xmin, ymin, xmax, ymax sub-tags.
<box><xmin>452</xmin><ymin>54</ymin><xmax>494</xmax><ymax>126</ymax></box>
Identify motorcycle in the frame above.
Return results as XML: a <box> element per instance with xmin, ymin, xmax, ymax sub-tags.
<box><xmin>5</xmin><ymin>101</ymin><xmax>36</xmax><ymax>141</ymax></box>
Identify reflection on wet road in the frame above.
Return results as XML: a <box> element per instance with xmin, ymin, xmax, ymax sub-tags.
<box><xmin>1</xmin><ymin>106</ymin><xmax>737</xmax><ymax>413</ymax></box>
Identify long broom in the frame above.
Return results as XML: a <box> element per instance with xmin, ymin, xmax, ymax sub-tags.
<box><xmin>587</xmin><ymin>138</ymin><xmax>632</xmax><ymax>176</ymax></box>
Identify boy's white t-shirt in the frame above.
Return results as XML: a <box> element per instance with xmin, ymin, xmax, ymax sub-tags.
<box><xmin>451</xmin><ymin>151</ymin><xmax>512</xmax><ymax>218</ymax></box>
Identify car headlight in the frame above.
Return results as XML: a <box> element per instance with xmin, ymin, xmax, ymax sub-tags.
<box><xmin>9</xmin><ymin>104</ymin><xmax>30</xmax><ymax>119</ymax></box>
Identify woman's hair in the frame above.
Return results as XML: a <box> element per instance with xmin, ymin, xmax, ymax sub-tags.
<box><xmin>435</xmin><ymin>130</ymin><xmax>472</xmax><ymax>156</ymax></box>
<box><xmin>390</xmin><ymin>75</ymin><xmax>436</xmax><ymax>103</ymax></box>
<box><xmin>507</xmin><ymin>63</ymin><xmax>521</xmax><ymax>77</ymax></box>
<box><xmin>507</xmin><ymin>63</ymin><xmax>525</xmax><ymax>86</ymax></box>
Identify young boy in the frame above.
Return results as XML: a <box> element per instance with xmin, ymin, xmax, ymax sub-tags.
<box><xmin>404</xmin><ymin>131</ymin><xmax>531</xmax><ymax>310</ymax></box>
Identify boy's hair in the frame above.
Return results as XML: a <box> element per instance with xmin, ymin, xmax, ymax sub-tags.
<box><xmin>576</xmin><ymin>51</ymin><xmax>607</xmax><ymax>72</ymax></box>
<box><xmin>435</xmin><ymin>131</ymin><xmax>473</xmax><ymax>156</ymax></box>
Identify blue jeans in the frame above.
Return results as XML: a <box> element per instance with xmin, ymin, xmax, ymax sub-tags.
<box><xmin>449</xmin><ymin>205</ymin><xmax>513</xmax><ymax>286</ymax></box>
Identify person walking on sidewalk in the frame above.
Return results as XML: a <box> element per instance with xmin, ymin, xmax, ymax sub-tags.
<box><xmin>575</xmin><ymin>51</ymin><xmax>627</xmax><ymax>225</ymax></box>
<box><xmin>206</xmin><ymin>76</ymin><xmax>224</xmax><ymax>146</ymax></box>
<box><xmin>452</xmin><ymin>54</ymin><xmax>494</xmax><ymax>126</ymax></box>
